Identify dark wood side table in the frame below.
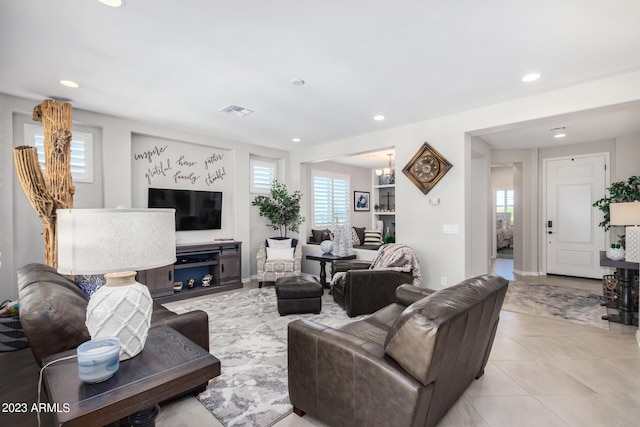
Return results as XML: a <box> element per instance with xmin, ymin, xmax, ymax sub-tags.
<box><xmin>305</xmin><ymin>252</ymin><xmax>357</xmax><ymax>288</ymax></box>
<box><xmin>599</xmin><ymin>251</ymin><xmax>639</xmax><ymax>326</ymax></box>
<box><xmin>43</xmin><ymin>326</ymin><xmax>220</xmax><ymax>427</ymax></box>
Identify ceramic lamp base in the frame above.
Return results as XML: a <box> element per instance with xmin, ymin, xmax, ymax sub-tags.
<box><xmin>85</xmin><ymin>271</ymin><xmax>152</xmax><ymax>361</ymax></box>
<box><xmin>625</xmin><ymin>226</ymin><xmax>640</xmax><ymax>263</ymax></box>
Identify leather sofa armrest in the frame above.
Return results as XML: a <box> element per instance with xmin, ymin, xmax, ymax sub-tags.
<box><xmin>331</xmin><ymin>260</ymin><xmax>371</xmax><ymax>274</ymax></box>
<box><xmin>343</xmin><ymin>270</ymin><xmax>413</xmax><ymax>317</ymax></box>
<box><xmin>394</xmin><ymin>284</ymin><xmax>436</xmax><ymax>307</ymax></box>
<box><xmin>288</xmin><ymin>319</ymin><xmax>422</xmax><ymax>426</ymax></box>
<box><xmin>152</xmin><ymin>310</ymin><xmax>209</xmax><ymax>352</ymax></box>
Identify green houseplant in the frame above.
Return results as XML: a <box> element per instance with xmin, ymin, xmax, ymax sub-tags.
<box><xmin>252</xmin><ymin>180</ymin><xmax>305</xmax><ymax>237</ymax></box>
<box><xmin>593</xmin><ymin>176</ymin><xmax>640</xmax><ymax>248</ymax></box>
<box><xmin>592</xmin><ymin>176</ymin><xmax>640</xmax><ymax>231</ymax></box>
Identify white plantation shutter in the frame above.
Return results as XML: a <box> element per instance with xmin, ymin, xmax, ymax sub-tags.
<box><xmin>496</xmin><ymin>188</ymin><xmax>514</xmax><ymax>222</ymax></box>
<box><xmin>312</xmin><ymin>171</ymin><xmax>350</xmax><ymax>227</ymax></box>
<box><xmin>250</xmin><ymin>159</ymin><xmax>276</xmax><ymax>193</ymax></box>
<box><xmin>25</xmin><ymin>124</ymin><xmax>93</xmax><ymax>183</ymax></box>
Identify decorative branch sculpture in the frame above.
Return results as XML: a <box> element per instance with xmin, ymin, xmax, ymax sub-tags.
<box><xmin>13</xmin><ymin>99</ymin><xmax>75</xmax><ymax>267</ymax></box>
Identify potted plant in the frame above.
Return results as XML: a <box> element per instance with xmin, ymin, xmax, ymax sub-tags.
<box><xmin>593</xmin><ymin>176</ymin><xmax>640</xmax><ymax>248</ymax></box>
<box><xmin>252</xmin><ymin>180</ymin><xmax>305</xmax><ymax>237</ymax></box>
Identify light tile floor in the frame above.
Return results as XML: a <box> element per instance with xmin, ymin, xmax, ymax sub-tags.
<box><xmin>158</xmin><ymin>260</ymin><xmax>640</xmax><ymax>427</ymax></box>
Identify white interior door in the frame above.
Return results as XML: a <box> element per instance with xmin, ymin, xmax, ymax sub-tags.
<box><xmin>545</xmin><ymin>154</ymin><xmax>607</xmax><ymax>278</ymax></box>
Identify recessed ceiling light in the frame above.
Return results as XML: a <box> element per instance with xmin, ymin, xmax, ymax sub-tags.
<box><xmin>554</xmin><ymin>133</ymin><xmax>566</xmax><ymax>139</ymax></box>
<box><xmin>290</xmin><ymin>79</ymin><xmax>305</xmax><ymax>86</ymax></box>
<box><xmin>59</xmin><ymin>80</ymin><xmax>80</xmax><ymax>88</ymax></box>
<box><xmin>99</xmin><ymin>0</ymin><xmax>124</xmax><ymax>7</ymax></box>
<box><xmin>373</xmin><ymin>115</ymin><xmax>385</xmax><ymax>121</ymax></box>
<box><xmin>292</xmin><ymin>138</ymin><xmax>301</xmax><ymax>142</ymax></box>
<box><xmin>521</xmin><ymin>73</ymin><xmax>541</xmax><ymax>82</ymax></box>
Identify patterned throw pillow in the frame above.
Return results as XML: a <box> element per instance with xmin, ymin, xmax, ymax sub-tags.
<box><xmin>351</xmin><ymin>227</ymin><xmax>361</xmax><ymax>246</ymax></box>
<box><xmin>363</xmin><ymin>230</ymin><xmax>383</xmax><ymax>245</ymax></box>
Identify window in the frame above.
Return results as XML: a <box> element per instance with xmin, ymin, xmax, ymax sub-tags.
<box><xmin>250</xmin><ymin>159</ymin><xmax>277</xmax><ymax>193</ymax></box>
<box><xmin>496</xmin><ymin>189</ymin><xmax>514</xmax><ymax>222</ymax></box>
<box><xmin>312</xmin><ymin>171</ymin><xmax>350</xmax><ymax>227</ymax></box>
<box><xmin>24</xmin><ymin>124</ymin><xmax>94</xmax><ymax>183</ymax></box>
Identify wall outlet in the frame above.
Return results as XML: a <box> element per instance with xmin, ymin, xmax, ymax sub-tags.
<box><xmin>440</xmin><ymin>276</ymin><xmax>447</xmax><ymax>287</ymax></box>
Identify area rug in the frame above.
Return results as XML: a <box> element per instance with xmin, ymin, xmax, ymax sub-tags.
<box><xmin>163</xmin><ymin>287</ymin><xmax>359</xmax><ymax>427</ymax></box>
<box><xmin>502</xmin><ymin>282</ymin><xmax>608</xmax><ymax>329</ymax></box>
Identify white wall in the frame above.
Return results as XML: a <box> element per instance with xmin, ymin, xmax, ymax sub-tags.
<box><xmin>0</xmin><ymin>93</ymin><xmax>288</xmax><ymax>300</ymax></box>
<box><xmin>291</xmin><ymin>70</ymin><xmax>640</xmax><ymax>289</ymax></box>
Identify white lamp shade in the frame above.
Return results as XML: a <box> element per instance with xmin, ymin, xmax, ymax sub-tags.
<box><xmin>610</xmin><ymin>202</ymin><xmax>640</xmax><ymax>226</ymax></box>
<box><xmin>57</xmin><ymin>208</ymin><xmax>177</xmax><ymax>274</ymax></box>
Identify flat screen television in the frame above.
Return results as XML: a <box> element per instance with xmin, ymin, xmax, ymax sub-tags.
<box><xmin>148</xmin><ymin>188</ymin><xmax>222</xmax><ymax>231</ymax></box>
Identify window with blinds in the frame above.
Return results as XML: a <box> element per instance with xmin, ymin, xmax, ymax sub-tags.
<box><xmin>24</xmin><ymin>124</ymin><xmax>94</xmax><ymax>183</ymax></box>
<box><xmin>496</xmin><ymin>189</ymin><xmax>514</xmax><ymax>222</ymax></box>
<box><xmin>312</xmin><ymin>171</ymin><xmax>350</xmax><ymax>227</ymax></box>
<box><xmin>250</xmin><ymin>159</ymin><xmax>277</xmax><ymax>193</ymax></box>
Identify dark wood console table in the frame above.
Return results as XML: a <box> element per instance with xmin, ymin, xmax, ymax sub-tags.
<box><xmin>306</xmin><ymin>252</ymin><xmax>357</xmax><ymax>288</ymax></box>
<box><xmin>43</xmin><ymin>326</ymin><xmax>220</xmax><ymax>426</ymax></box>
<box><xmin>599</xmin><ymin>251</ymin><xmax>639</xmax><ymax>326</ymax></box>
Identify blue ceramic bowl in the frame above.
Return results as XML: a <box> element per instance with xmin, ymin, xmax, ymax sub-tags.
<box><xmin>77</xmin><ymin>337</ymin><xmax>120</xmax><ymax>383</ymax></box>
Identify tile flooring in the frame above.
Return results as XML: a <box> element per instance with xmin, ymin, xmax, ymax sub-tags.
<box><xmin>158</xmin><ymin>260</ymin><xmax>640</xmax><ymax>427</ymax></box>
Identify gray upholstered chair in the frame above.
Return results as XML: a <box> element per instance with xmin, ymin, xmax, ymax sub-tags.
<box><xmin>256</xmin><ymin>237</ymin><xmax>302</xmax><ymax>287</ymax></box>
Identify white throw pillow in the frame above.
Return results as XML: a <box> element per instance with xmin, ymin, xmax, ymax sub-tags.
<box><xmin>266</xmin><ymin>247</ymin><xmax>295</xmax><ymax>260</ymax></box>
<box><xmin>363</xmin><ymin>230</ymin><xmax>383</xmax><ymax>245</ymax></box>
<box><xmin>267</xmin><ymin>238</ymin><xmax>293</xmax><ymax>249</ymax></box>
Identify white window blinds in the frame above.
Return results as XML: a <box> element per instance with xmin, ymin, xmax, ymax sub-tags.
<box><xmin>312</xmin><ymin>171</ymin><xmax>350</xmax><ymax>227</ymax></box>
<box><xmin>24</xmin><ymin>124</ymin><xmax>94</xmax><ymax>183</ymax></box>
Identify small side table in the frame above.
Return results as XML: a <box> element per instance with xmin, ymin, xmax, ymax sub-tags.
<box><xmin>306</xmin><ymin>252</ymin><xmax>357</xmax><ymax>288</ymax></box>
<box><xmin>599</xmin><ymin>251</ymin><xmax>639</xmax><ymax>326</ymax></box>
<box><xmin>43</xmin><ymin>326</ymin><xmax>220</xmax><ymax>427</ymax></box>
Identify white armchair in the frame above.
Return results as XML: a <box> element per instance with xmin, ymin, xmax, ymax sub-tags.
<box><xmin>257</xmin><ymin>238</ymin><xmax>302</xmax><ymax>287</ymax></box>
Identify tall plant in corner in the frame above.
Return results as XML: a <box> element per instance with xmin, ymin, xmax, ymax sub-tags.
<box><xmin>592</xmin><ymin>176</ymin><xmax>640</xmax><ymax>247</ymax></box>
<box><xmin>252</xmin><ymin>180</ymin><xmax>305</xmax><ymax>237</ymax></box>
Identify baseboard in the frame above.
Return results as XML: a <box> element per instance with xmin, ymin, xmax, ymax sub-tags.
<box><xmin>512</xmin><ymin>269</ymin><xmax>539</xmax><ymax>277</ymax></box>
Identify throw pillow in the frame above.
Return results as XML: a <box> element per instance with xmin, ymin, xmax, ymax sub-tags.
<box><xmin>267</xmin><ymin>238</ymin><xmax>293</xmax><ymax>249</ymax></box>
<box><xmin>311</xmin><ymin>229</ymin><xmax>333</xmax><ymax>243</ymax></box>
<box><xmin>351</xmin><ymin>227</ymin><xmax>361</xmax><ymax>246</ymax></box>
<box><xmin>266</xmin><ymin>247</ymin><xmax>295</xmax><ymax>260</ymax></box>
<box><xmin>353</xmin><ymin>226</ymin><xmax>366</xmax><ymax>245</ymax></box>
<box><xmin>363</xmin><ymin>229</ymin><xmax>383</xmax><ymax>245</ymax></box>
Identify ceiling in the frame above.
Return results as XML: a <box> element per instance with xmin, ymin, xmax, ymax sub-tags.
<box><xmin>2</xmin><ymin>1</ymin><xmax>640</xmax><ymax>157</ymax></box>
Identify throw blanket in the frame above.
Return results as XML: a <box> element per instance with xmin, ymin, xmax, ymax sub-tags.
<box><xmin>331</xmin><ymin>243</ymin><xmax>422</xmax><ymax>286</ymax></box>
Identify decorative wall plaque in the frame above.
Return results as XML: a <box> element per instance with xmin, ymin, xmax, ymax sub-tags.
<box><xmin>402</xmin><ymin>142</ymin><xmax>452</xmax><ymax>195</ymax></box>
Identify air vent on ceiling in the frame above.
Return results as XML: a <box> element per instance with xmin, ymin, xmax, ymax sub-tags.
<box><xmin>220</xmin><ymin>104</ymin><xmax>254</xmax><ymax>117</ymax></box>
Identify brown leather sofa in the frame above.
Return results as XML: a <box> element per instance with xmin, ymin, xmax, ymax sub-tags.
<box><xmin>288</xmin><ymin>274</ymin><xmax>508</xmax><ymax>427</ymax></box>
<box><xmin>17</xmin><ymin>263</ymin><xmax>210</xmax><ymax>371</ymax></box>
<box><xmin>331</xmin><ymin>259</ymin><xmax>414</xmax><ymax>317</ymax></box>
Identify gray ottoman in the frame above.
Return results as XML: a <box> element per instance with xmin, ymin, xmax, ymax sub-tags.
<box><xmin>275</xmin><ymin>275</ymin><xmax>323</xmax><ymax>315</ymax></box>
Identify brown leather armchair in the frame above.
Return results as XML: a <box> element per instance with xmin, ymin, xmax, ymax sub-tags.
<box><xmin>288</xmin><ymin>274</ymin><xmax>509</xmax><ymax>427</ymax></box>
<box><xmin>331</xmin><ymin>259</ymin><xmax>413</xmax><ymax>317</ymax></box>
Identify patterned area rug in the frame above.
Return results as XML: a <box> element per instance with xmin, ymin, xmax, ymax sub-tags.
<box><xmin>163</xmin><ymin>287</ymin><xmax>359</xmax><ymax>427</ymax></box>
<box><xmin>503</xmin><ymin>282</ymin><xmax>608</xmax><ymax>329</ymax></box>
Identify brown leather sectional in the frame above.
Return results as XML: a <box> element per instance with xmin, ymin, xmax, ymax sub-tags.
<box><xmin>288</xmin><ymin>274</ymin><xmax>509</xmax><ymax>426</ymax></box>
<box><xmin>17</xmin><ymin>263</ymin><xmax>209</xmax><ymax>374</ymax></box>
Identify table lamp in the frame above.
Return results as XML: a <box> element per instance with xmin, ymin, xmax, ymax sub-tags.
<box><xmin>610</xmin><ymin>201</ymin><xmax>640</xmax><ymax>263</ymax></box>
<box><xmin>57</xmin><ymin>208</ymin><xmax>176</xmax><ymax>360</ymax></box>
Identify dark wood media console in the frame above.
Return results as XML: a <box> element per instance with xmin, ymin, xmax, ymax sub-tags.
<box><xmin>137</xmin><ymin>241</ymin><xmax>242</xmax><ymax>302</ymax></box>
